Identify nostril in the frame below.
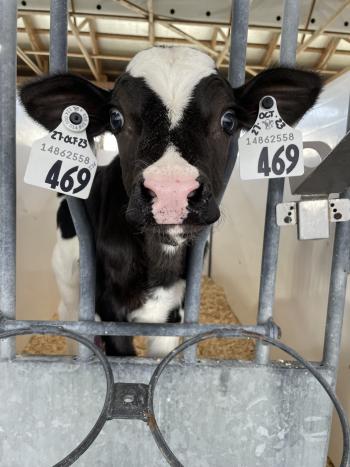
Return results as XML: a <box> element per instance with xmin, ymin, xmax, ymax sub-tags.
<box><xmin>141</xmin><ymin>183</ymin><xmax>157</xmax><ymax>201</ymax></box>
<box><xmin>147</xmin><ymin>188</ymin><xmax>157</xmax><ymax>198</ymax></box>
<box><xmin>187</xmin><ymin>183</ymin><xmax>204</xmax><ymax>203</ymax></box>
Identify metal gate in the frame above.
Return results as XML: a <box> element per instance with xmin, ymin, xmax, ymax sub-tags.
<box><xmin>0</xmin><ymin>1</ymin><xmax>349</xmax><ymax>466</ymax></box>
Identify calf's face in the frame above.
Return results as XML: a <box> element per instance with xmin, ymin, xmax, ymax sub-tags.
<box><xmin>20</xmin><ymin>46</ymin><xmax>321</xmax><ymax>239</ymax></box>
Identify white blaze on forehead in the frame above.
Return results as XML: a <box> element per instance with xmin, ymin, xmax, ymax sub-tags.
<box><xmin>143</xmin><ymin>144</ymin><xmax>199</xmax><ymax>224</ymax></box>
<box><xmin>126</xmin><ymin>46</ymin><xmax>217</xmax><ymax>127</ymax></box>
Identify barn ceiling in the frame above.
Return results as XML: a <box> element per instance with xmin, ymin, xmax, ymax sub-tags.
<box><xmin>16</xmin><ymin>0</ymin><xmax>350</xmax><ymax>88</ymax></box>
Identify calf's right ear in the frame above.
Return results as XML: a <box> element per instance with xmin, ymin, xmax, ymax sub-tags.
<box><xmin>19</xmin><ymin>74</ymin><xmax>111</xmax><ymax>137</ymax></box>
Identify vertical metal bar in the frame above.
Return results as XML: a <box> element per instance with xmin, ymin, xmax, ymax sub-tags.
<box><xmin>228</xmin><ymin>0</ymin><xmax>249</xmax><ymax>88</ymax></box>
<box><xmin>50</xmin><ymin>0</ymin><xmax>95</xmax><ymax>360</ymax></box>
<box><xmin>322</xmin><ymin>96</ymin><xmax>350</xmax><ymax>370</ymax></box>
<box><xmin>255</xmin><ymin>0</ymin><xmax>299</xmax><ymax>364</ymax></box>
<box><xmin>0</xmin><ymin>0</ymin><xmax>17</xmax><ymax>360</ymax></box>
<box><xmin>183</xmin><ymin>0</ymin><xmax>249</xmax><ymax>362</ymax></box>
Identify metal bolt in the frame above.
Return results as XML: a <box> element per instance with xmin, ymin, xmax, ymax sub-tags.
<box><xmin>284</xmin><ymin>216</ymin><xmax>292</xmax><ymax>224</ymax></box>
<box><xmin>124</xmin><ymin>394</ymin><xmax>134</xmax><ymax>403</ymax></box>
<box><xmin>261</xmin><ymin>96</ymin><xmax>274</xmax><ymax>109</ymax></box>
<box><xmin>69</xmin><ymin>112</ymin><xmax>83</xmax><ymax>125</ymax></box>
<box><xmin>334</xmin><ymin>212</ymin><xmax>342</xmax><ymax>220</ymax></box>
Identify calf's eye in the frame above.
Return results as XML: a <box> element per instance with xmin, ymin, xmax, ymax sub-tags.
<box><xmin>110</xmin><ymin>108</ymin><xmax>124</xmax><ymax>132</ymax></box>
<box><xmin>221</xmin><ymin>111</ymin><xmax>236</xmax><ymax>135</ymax></box>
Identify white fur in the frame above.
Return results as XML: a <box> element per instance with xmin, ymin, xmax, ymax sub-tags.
<box><xmin>162</xmin><ymin>244</ymin><xmax>180</xmax><ymax>255</ymax></box>
<box><xmin>143</xmin><ymin>143</ymin><xmax>199</xmax><ymax>180</ymax></box>
<box><xmin>128</xmin><ymin>280</ymin><xmax>186</xmax><ymax>357</ymax></box>
<box><xmin>162</xmin><ymin>226</ymin><xmax>186</xmax><ymax>255</ymax></box>
<box><xmin>127</xmin><ymin>47</ymin><xmax>217</xmax><ymax>128</ymax></box>
<box><xmin>52</xmin><ymin>229</ymin><xmax>80</xmax><ymax>322</ymax></box>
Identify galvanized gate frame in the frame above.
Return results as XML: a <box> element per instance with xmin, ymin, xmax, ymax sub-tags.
<box><xmin>0</xmin><ymin>325</ymin><xmax>349</xmax><ymax>467</ymax></box>
<box><xmin>1</xmin><ymin>0</ymin><xmax>350</xmax><ymax>466</ymax></box>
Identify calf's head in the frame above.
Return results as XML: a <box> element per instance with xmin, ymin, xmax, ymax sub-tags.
<box><xmin>20</xmin><ymin>46</ymin><xmax>321</xmax><ymax>237</ymax></box>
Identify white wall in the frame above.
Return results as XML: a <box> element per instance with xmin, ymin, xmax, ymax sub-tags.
<box><xmin>212</xmin><ymin>72</ymin><xmax>350</xmax><ymax>465</ymax></box>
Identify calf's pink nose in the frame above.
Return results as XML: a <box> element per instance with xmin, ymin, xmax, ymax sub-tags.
<box><xmin>143</xmin><ymin>175</ymin><xmax>199</xmax><ymax>224</ymax></box>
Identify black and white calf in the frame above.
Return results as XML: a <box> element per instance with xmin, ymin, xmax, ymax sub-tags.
<box><xmin>20</xmin><ymin>46</ymin><xmax>322</xmax><ymax>357</ymax></box>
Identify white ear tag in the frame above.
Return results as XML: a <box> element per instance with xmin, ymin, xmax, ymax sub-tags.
<box><xmin>24</xmin><ymin>105</ymin><xmax>97</xmax><ymax>199</ymax></box>
<box><xmin>238</xmin><ymin>96</ymin><xmax>304</xmax><ymax>180</ymax></box>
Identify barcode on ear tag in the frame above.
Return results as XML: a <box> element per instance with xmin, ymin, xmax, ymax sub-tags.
<box><xmin>238</xmin><ymin>96</ymin><xmax>304</xmax><ymax>180</ymax></box>
<box><xmin>24</xmin><ymin>105</ymin><xmax>97</xmax><ymax>199</ymax></box>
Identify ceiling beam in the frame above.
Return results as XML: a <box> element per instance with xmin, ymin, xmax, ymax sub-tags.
<box><xmin>297</xmin><ymin>0</ymin><xmax>350</xmax><ymax>55</ymax></box>
<box><xmin>17</xmin><ymin>8</ymin><xmax>350</xmax><ymax>40</ymax></box>
<box><xmin>299</xmin><ymin>0</ymin><xmax>316</xmax><ymax>46</ymax></box>
<box><xmin>116</xmin><ymin>0</ymin><xmax>148</xmax><ymax>17</ymax></box>
<box><xmin>77</xmin><ymin>17</ymin><xmax>89</xmax><ymax>30</ymax></box>
<box><xmin>260</xmin><ymin>32</ymin><xmax>280</xmax><ymax>67</ymax></box>
<box><xmin>160</xmin><ymin>22</ymin><xmax>218</xmax><ymax>57</ymax></box>
<box><xmin>17</xmin><ymin>25</ymin><xmax>350</xmax><ymax>63</ymax></box>
<box><xmin>147</xmin><ymin>0</ymin><xmax>155</xmax><ymax>45</ymax></box>
<box><xmin>211</xmin><ymin>27</ymin><xmax>219</xmax><ymax>50</ymax></box>
<box><xmin>216</xmin><ymin>29</ymin><xmax>231</xmax><ymax>67</ymax></box>
<box><xmin>316</xmin><ymin>37</ymin><xmax>341</xmax><ymax>69</ymax></box>
<box><xmin>21</xmin><ymin>16</ymin><xmax>46</xmax><ymax>72</ymax></box>
<box><xmin>68</xmin><ymin>16</ymin><xmax>100</xmax><ymax>81</ymax></box>
<box><xmin>17</xmin><ymin>45</ymin><xmax>43</xmax><ymax>75</ymax></box>
<box><xmin>88</xmin><ymin>18</ymin><xmax>105</xmax><ymax>81</ymax></box>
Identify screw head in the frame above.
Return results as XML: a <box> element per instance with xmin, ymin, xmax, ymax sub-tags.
<box><xmin>334</xmin><ymin>212</ymin><xmax>342</xmax><ymax>220</ymax></box>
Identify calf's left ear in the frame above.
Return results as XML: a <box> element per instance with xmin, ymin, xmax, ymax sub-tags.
<box><xmin>20</xmin><ymin>74</ymin><xmax>111</xmax><ymax>137</ymax></box>
<box><xmin>233</xmin><ymin>67</ymin><xmax>323</xmax><ymax>129</ymax></box>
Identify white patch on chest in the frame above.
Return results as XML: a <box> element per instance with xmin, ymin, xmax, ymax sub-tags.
<box><xmin>128</xmin><ymin>280</ymin><xmax>186</xmax><ymax>357</ymax></box>
<box><xmin>127</xmin><ymin>46</ymin><xmax>217</xmax><ymax>128</ymax></box>
<box><xmin>128</xmin><ymin>279</ymin><xmax>185</xmax><ymax>324</ymax></box>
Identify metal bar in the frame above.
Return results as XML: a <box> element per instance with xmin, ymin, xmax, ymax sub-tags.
<box><xmin>0</xmin><ymin>0</ymin><xmax>17</xmax><ymax>360</ymax></box>
<box><xmin>183</xmin><ymin>0</ymin><xmax>249</xmax><ymax>362</ymax></box>
<box><xmin>322</xmin><ymin>94</ymin><xmax>350</xmax><ymax>369</ymax></box>
<box><xmin>255</xmin><ymin>0</ymin><xmax>299</xmax><ymax>364</ymax></box>
<box><xmin>0</xmin><ymin>319</ymin><xmax>277</xmax><ymax>338</ymax></box>
<box><xmin>49</xmin><ymin>0</ymin><xmax>68</xmax><ymax>73</ymax></box>
<box><xmin>50</xmin><ymin>0</ymin><xmax>96</xmax><ymax>360</ymax></box>
<box><xmin>228</xmin><ymin>0</ymin><xmax>249</xmax><ymax>88</ymax></box>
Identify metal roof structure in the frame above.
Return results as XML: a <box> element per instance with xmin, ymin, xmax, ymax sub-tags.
<box><xmin>16</xmin><ymin>0</ymin><xmax>350</xmax><ymax>88</ymax></box>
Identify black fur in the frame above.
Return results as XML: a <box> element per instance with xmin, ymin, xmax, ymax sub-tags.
<box><xmin>19</xmin><ymin>58</ymin><xmax>322</xmax><ymax>356</ymax></box>
<box><xmin>57</xmin><ymin>199</ymin><xmax>76</xmax><ymax>239</ymax></box>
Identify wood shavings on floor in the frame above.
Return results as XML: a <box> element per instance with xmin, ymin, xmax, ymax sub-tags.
<box><xmin>23</xmin><ymin>276</ymin><xmax>254</xmax><ymax>359</ymax></box>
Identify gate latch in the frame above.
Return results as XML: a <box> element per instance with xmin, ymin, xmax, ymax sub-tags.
<box><xmin>276</xmin><ymin>198</ymin><xmax>350</xmax><ymax>240</ymax></box>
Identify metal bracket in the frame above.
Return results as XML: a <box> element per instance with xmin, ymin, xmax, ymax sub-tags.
<box><xmin>108</xmin><ymin>383</ymin><xmax>149</xmax><ymax>421</ymax></box>
<box><xmin>277</xmin><ymin>198</ymin><xmax>350</xmax><ymax>240</ymax></box>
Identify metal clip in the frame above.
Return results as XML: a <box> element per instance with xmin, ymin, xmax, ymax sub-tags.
<box><xmin>277</xmin><ymin>197</ymin><xmax>350</xmax><ymax>240</ymax></box>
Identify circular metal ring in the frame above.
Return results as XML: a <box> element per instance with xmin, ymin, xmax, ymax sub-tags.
<box><xmin>0</xmin><ymin>326</ymin><xmax>114</xmax><ymax>467</ymax></box>
<box><xmin>147</xmin><ymin>329</ymin><xmax>350</xmax><ymax>467</ymax></box>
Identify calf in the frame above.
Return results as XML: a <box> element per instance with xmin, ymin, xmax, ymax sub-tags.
<box><xmin>20</xmin><ymin>46</ymin><xmax>321</xmax><ymax>357</ymax></box>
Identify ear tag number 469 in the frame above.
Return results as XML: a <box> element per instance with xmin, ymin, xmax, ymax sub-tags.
<box><xmin>24</xmin><ymin>105</ymin><xmax>97</xmax><ymax>199</ymax></box>
<box><xmin>238</xmin><ymin>96</ymin><xmax>304</xmax><ymax>180</ymax></box>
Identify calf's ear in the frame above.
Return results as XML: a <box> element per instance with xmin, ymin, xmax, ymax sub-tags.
<box><xmin>19</xmin><ymin>74</ymin><xmax>111</xmax><ymax>137</ymax></box>
<box><xmin>233</xmin><ymin>67</ymin><xmax>323</xmax><ymax>129</ymax></box>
